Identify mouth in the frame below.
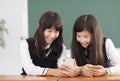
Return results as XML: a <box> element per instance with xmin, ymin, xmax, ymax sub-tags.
<box><xmin>47</xmin><ymin>37</ymin><xmax>54</xmax><ymax>43</ymax></box>
<box><xmin>81</xmin><ymin>43</ymin><xmax>88</xmax><ymax>48</ymax></box>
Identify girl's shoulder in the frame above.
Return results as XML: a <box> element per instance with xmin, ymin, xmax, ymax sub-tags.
<box><xmin>62</xmin><ymin>44</ymin><xmax>67</xmax><ymax>51</ymax></box>
<box><xmin>103</xmin><ymin>37</ymin><xmax>113</xmax><ymax>44</ymax></box>
<box><xmin>21</xmin><ymin>37</ymin><xmax>35</xmax><ymax>48</ymax></box>
<box><xmin>104</xmin><ymin>37</ymin><xmax>113</xmax><ymax>45</ymax></box>
<box><xmin>21</xmin><ymin>39</ymin><xmax>28</xmax><ymax>45</ymax></box>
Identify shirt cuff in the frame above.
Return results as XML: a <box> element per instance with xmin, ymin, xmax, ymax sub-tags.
<box><xmin>41</xmin><ymin>68</ymin><xmax>48</xmax><ymax>75</ymax></box>
<box><xmin>106</xmin><ymin>68</ymin><xmax>111</xmax><ymax>75</ymax></box>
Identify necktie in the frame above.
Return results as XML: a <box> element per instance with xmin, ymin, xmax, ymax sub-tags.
<box><xmin>44</xmin><ymin>48</ymin><xmax>49</xmax><ymax>54</ymax></box>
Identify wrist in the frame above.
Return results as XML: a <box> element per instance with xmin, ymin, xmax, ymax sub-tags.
<box><xmin>106</xmin><ymin>68</ymin><xmax>111</xmax><ymax>75</ymax></box>
<box><xmin>46</xmin><ymin>68</ymin><xmax>56</xmax><ymax>76</ymax></box>
<box><xmin>77</xmin><ymin>66</ymin><xmax>82</xmax><ymax>75</ymax></box>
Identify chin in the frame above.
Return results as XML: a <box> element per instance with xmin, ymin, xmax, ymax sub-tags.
<box><xmin>83</xmin><ymin>47</ymin><xmax>87</xmax><ymax>48</ymax></box>
<box><xmin>47</xmin><ymin>41</ymin><xmax>53</xmax><ymax>44</ymax></box>
<box><xmin>82</xmin><ymin>45</ymin><xmax>88</xmax><ymax>48</ymax></box>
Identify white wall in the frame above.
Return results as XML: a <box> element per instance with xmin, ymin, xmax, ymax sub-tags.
<box><xmin>0</xmin><ymin>0</ymin><xmax>28</xmax><ymax>75</ymax></box>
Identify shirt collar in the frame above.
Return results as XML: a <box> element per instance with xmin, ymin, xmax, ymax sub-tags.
<box><xmin>45</xmin><ymin>44</ymin><xmax>51</xmax><ymax>49</ymax></box>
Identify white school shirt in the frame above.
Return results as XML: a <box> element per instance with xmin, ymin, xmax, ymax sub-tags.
<box><xmin>105</xmin><ymin>38</ymin><xmax>120</xmax><ymax>75</ymax></box>
<box><xmin>20</xmin><ymin>40</ymin><xmax>67</xmax><ymax>75</ymax></box>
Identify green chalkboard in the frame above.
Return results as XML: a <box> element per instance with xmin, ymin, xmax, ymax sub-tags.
<box><xmin>28</xmin><ymin>0</ymin><xmax>120</xmax><ymax>48</ymax></box>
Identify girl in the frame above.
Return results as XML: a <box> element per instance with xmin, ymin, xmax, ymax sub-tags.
<box><xmin>60</xmin><ymin>14</ymin><xmax>120</xmax><ymax>77</ymax></box>
<box><xmin>20</xmin><ymin>11</ymin><xmax>67</xmax><ymax>77</ymax></box>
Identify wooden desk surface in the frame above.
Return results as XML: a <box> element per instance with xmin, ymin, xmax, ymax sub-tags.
<box><xmin>0</xmin><ymin>75</ymin><xmax>120</xmax><ymax>81</ymax></box>
<box><xmin>0</xmin><ymin>75</ymin><xmax>58</xmax><ymax>81</ymax></box>
<box><xmin>59</xmin><ymin>75</ymin><xmax>120</xmax><ymax>81</ymax></box>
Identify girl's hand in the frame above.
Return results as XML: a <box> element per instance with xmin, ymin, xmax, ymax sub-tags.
<box><xmin>60</xmin><ymin>59</ymin><xmax>81</xmax><ymax>77</ymax></box>
<box><xmin>90</xmin><ymin>65</ymin><xmax>108</xmax><ymax>76</ymax></box>
<box><xmin>60</xmin><ymin>65</ymin><xmax>81</xmax><ymax>77</ymax></box>
<box><xmin>81</xmin><ymin>64</ymin><xmax>93</xmax><ymax>77</ymax></box>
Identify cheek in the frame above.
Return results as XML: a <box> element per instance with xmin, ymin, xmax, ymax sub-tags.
<box><xmin>76</xmin><ymin>35</ymin><xmax>79</xmax><ymax>41</ymax></box>
<box><xmin>44</xmin><ymin>31</ymin><xmax>48</xmax><ymax>37</ymax></box>
<box><xmin>56</xmin><ymin>33</ymin><xmax>59</xmax><ymax>38</ymax></box>
<box><xmin>76</xmin><ymin>37</ymin><xmax>81</xmax><ymax>43</ymax></box>
<box><xmin>76</xmin><ymin>37</ymin><xmax>79</xmax><ymax>42</ymax></box>
<box><xmin>88</xmin><ymin>37</ymin><xmax>91</xmax><ymax>43</ymax></box>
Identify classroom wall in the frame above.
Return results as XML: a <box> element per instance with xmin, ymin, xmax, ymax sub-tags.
<box><xmin>0</xmin><ymin>0</ymin><xmax>28</xmax><ymax>75</ymax></box>
<box><xmin>28</xmin><ymin>0</ymin><xmax>120</xmax><ymax>48</ymax></box>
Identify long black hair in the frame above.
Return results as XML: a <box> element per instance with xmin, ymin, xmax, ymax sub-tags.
<box><xmin>71</xmin><ymin>14</ymin><xmax>105</xmax><ymax>66</ymax></box>
<box><xmin>34</xmin><ymin>11</ymin><xmax>64</xmax><ymax>59</ymax></box>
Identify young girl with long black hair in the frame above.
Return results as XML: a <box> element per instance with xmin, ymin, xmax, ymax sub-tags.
<box><xmin>60</xmin><ymin>14</ymin><xmax>120</xmax><ymax>77</ymax></box>
<box><xmin>20</xmin><ymin>11</ymin><xmax>67</xmax><ymax>77</ymax></box>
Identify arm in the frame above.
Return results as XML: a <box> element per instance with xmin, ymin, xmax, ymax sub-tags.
<box><xmin>20</xmin><ymin>41</ymin><xmax>68</xmax><ymax>77</ymax></box>
<box><xmin>105</xmin><ymin>38</ymin><xmax>120</xmax><ymax>75</ymax></box>
<box><xmin>57</xmin><ymin>44</ymin><xmax>67</xmax><ymax>67</ymax></box>
<box><xmin>20</xmin><ymin>40</ymin><xmax>47</xmax><ymax>75</ymax></box>
<box><xmin>46</xmin><ymin>68</ymin><xmax>68</xmax><ymax>77</ymax></box>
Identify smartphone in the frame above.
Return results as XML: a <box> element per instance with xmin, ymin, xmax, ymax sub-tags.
<box><xmin>62</xmin><ymin>58</ymin><xmax>74</xmax><ymax>66</ymax></box>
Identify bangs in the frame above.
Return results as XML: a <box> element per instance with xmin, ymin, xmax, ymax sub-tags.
<box><xmin>39</xmin><ymin>11</ymin><xmax>63</xmax><ymax>31</ymax></box>
<box><xmin>43</xmin><ymin>19</ymin><xmax>63</xmax><ymax>31</ymax></box>
<box><xmin>74</xmin><ymin>15</ymin><xmax>93</xmax><ymax>33</ymax></box>
<box><xmin>53</xmin><ymin>23</ymin><xmax>63</xmax><ymax>31</ymax></box>
<box><xmin>74</xmin><ymin>19</ymin><xmax>84</xmax><ymax>32</ymax></box>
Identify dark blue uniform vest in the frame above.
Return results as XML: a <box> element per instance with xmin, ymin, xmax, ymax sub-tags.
<box><xmin>21</xmin><ymin>38</ymin><xmax>57</xmax><ymax>75</ymax></box>
<box><xmin>103</xmin><ymin>37</ymin><xmax>110</xmax><ymax>68</ymax></box>
<box><xmin>80</xmin><ymin>37</ymin><xmax>110</xmax><ymax>68</ymax></box>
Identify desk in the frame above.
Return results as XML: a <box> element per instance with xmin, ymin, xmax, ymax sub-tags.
<box><xmin>59</xmin><ymin>75</ymin><xmax>120</xmax><ymax>81</ymax></box>
<box><xmin>0</xmin><ymin>75</ymin><xmax>58</xmax><ymax>81</ymax></box>
<box><xmin>0</xmin><ymin>75</ymin><xmax>120</xmax><ymax>81</ymax></box>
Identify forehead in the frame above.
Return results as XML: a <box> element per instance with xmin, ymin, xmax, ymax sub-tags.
<box><xmin>76</xmin><ymin>30</ymin><xmax>91</xmax><ymax>36</ymax></box>
<box><xmin>47</xmin><ymin>26</ymin><xmax>56</xmax><ymax>30</ymax></box>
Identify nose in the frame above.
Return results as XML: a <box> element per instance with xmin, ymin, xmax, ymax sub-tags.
<box><xmin>50</xmin><ymin>32</ymin><xmax>56</xmax><ymax>38</ymax></box>
<box><xmin>79</xmin><ymin>38</ymin><xmax>86</xmax><ymax>43</ymax></box>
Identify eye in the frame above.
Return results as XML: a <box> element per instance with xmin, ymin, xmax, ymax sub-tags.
<box><xmin>84</xmin><ymin>36</ymin><xmax>88</xmax><ymax>38</ymax></box>
<box><xmin>84</xmin><ymin>35</ymin><xmax>89</xmax><ymax>38</ymax></box>
<box><xmin>54</xmin><ymin>31</ymin><xmax>59</xmax><ymax>34</ymax></box>
<box><xmin>46</xmin><ymin>29</ymin><xmax>52</xmax><ymax>32</ymax></box>
<box><xmin>76</xmin><ymin>35</ymin><xmax>81</xmax><ymax>38</ymax></box>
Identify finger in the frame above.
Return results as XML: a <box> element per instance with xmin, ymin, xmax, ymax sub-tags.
<box><xmin>91</xmin><ymin>68</ymin><xmax>99</xmax><ymax>73</ymax></box>
<box><xmin>82</xmin><ymin>68</ymin><xmax>93</xmax><ymax>77</ymax></box>
<box><xmin>91</xmin><ymin>69</ymin><xmax>103</xmax><ymax>77</ymax></box>
<box><xmin>64</xmin><ymin>64</ymin><xmax>73</xmax><ymax>70</ymax></box>
<box><xmin>62</xmin><ymin>71</ymin><xmax>75</xmax><ymax>77</ymax></box>
<box><xmin>60</xmin><ymin>64</ymin><xmax>72</xmax><ymax>72</ymax></box>
<box><xmin>88</xmin><ymin>65</ymin><xmax>103</xmax><ymax>69</ymax></box>
<box><xmin>82</xmin><ymin>71</ymin><xmax>93</xmax><ymax>77</ymax></box>
<box><xmin>62</xmin><ymin>73</ymin><xmax>69</xmax><ymax>77</ymax></box>
<box><xmin>62</xmin><ymin>70</ymin><xmax>71</xmax><ymax>76</ymax></box>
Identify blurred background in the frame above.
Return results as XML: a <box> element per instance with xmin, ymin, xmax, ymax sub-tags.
<box><xmin>0</xmin><ymin>0</ymin><xmax>120</xmax><ymax>75</ymax></box>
